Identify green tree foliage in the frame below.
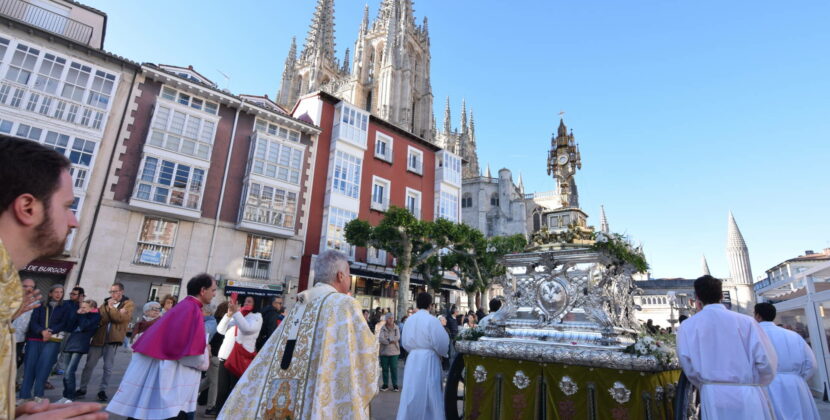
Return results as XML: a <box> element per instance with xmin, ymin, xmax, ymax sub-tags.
<box><xmin>345</xmin><ymin>206</ymin><xmax>526</xmax><ymax>316</ymax></box>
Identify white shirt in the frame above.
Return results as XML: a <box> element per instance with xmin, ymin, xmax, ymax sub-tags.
<box><xmin>216</xmin><ymin>311</ymin><xmax>262</xmax><ymax>359</ymax></box>
<box><xmin>759</xmin><ymin>321</ymin><xmax>821</xmax><ymax>420</ymax></box>
<box><xmin>678</xmin><ymin>304</ymin><xmax>777</xmax><ymax>420</ymax></box>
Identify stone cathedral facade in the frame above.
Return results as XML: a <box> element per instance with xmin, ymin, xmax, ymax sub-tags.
<box><xmin>277</xmin><ymin>0</ymin><xmax>436</xmax><ymax>142</ymax></box>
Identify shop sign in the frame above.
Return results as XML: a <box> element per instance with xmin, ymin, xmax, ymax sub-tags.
<box><xmin>139</xmin><ymin>249</ymin><xmax>163</xmax><ymax>265</ymax></box>
<box><xmin>223</xmin><ymin>279</ymin><xmax>283</xmax><ymax>297</ymax></box>
<box><xmin>20</xmin><ymin>259</ymin><xmax>75</xmax><ymax>276</ymax></box>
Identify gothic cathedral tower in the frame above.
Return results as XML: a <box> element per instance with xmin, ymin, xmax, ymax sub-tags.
<box><xmin>277</xmin><ymin>0</ymin><xmax>435</xmax><ymax>142</ymax></box>
<box><xmin>276</xmin><ymin>0</ymin><xmax>346</xmax><ymax>108</ymax></box>
<box><xmin>350</xmin><ymin>0</ymin><xmax>434</xmax><ymax>140</ymax></box>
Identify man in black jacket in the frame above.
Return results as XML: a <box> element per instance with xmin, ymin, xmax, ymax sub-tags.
<box><xmin>257</xmin><ymin>295</ymin><xmax>284</xmax><ymax>350</ymax></box>
<box><xmin>446</xmin><ymin>305</ymin><xmax>459</xmax><ymax>339</ymax></box>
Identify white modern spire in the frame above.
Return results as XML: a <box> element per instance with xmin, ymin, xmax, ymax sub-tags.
<box><xmin>726</xmin><ymin>211</ymin><xmax>752</xmax><ymax>284</ymax></box>
<box><xmin>599</xmin><ymin>205</ymin><xmax>609</xmax><ymax>233</ymax></box>
<box><xmin>701</xmin><ymin>254</ymin><xmax>711</xmax><ymax>276</ymax></box>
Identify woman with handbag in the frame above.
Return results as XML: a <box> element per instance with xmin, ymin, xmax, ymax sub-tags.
<box><xmin>209</xmin><ymin>295</ymin><xmax>261</xmax><ymax>416</ymax></box>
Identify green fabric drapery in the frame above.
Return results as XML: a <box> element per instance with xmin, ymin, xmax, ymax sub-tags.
<box><xmin>464</xmin><ymin>354</ymin><xmax>681</xmax><ymax>420</ymax></box>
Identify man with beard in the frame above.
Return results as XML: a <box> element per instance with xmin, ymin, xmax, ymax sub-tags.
<box><xmin>0</xmin><ymin>136</ymin><xmax>105</xmax><ymax>419</ymax></box>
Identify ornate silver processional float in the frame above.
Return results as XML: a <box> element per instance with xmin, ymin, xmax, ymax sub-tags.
<box><xmin>444</xmin><ymin>119</ymin><xmax>695</xmax><ymax>420</ymax></box>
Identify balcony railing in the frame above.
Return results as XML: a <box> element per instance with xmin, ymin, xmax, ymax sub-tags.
<box><xmin>133</xmin><ymin>243</ymin><xmax>173</xmax><ymax>268</ymax></box>
<box><xmin>242</xmin><ymin>260</ymin><xmax>270</xmax><ymax>280</ymax></box>
<box><xmin>0</xmin><ymin>0</ymin><xmax>94</xmax><ymax>46</ymax></box>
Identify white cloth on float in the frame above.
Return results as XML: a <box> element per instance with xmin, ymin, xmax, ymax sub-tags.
<box><xmin>396</xmin><ymin>309</ymin><xmax>449</xmax><ymax>420</ymax></box>
<box><xmin>760</xmin><ymin>321</ymin><xmax>821</xmax><ymax>420</ymax></box>
<box><xmin>106</xmin><ymin>352</ymin><xmax>202</xmax><ymax>419</ymax></box>
<box><xmin>677</xmin><ymin>304</ymin><xmax>777</xmax><ymax>420</ymax></box>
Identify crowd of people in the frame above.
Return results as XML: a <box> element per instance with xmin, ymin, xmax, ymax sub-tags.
<box><xmin>0</xmin><ymin>135</ymin><xmax>824</xmax><ymax>420</ymax></box>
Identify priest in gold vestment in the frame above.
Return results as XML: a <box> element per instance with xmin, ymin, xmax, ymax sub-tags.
<box><xmin>219</xmin><ymin>250</ymin><xmax>378</xmax><ymax>419</ymax></box>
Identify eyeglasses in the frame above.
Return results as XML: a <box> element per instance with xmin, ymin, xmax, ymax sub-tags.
<box><xmin>109</xmin><ymin>290</ymin><xmax>122</xmax><ymax>294</ymax></box>
<box><xmin>70</xmin><ymin>292</ymin><xmax>79</xmax><ymax>296</ymax></box>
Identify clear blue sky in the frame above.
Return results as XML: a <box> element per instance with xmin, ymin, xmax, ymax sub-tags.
<box><xmin>85</xmin><ymin>0</ymin><xmax>830</xmax><ymax>280</ymax></box>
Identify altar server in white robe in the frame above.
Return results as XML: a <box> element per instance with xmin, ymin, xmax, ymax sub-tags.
<box><xmin>754</xmin><ymin>302</ymin><xmax>820</xmax><ymax>420</ymax></box>
<box><xmin>677</xmin><ymin>275</ymin><xmax>777</xmax><ymax>420</ymax></box>
<box><xmin>397</xmin><ymin>292</ymin><xmax>449</xmax><ymax>420</ymax></box>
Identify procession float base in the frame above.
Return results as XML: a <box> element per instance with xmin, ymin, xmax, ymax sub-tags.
<box><xmin>461</xmin><ymin>353</ymin><xmax>680</xmax><ymax>420</ymax></box>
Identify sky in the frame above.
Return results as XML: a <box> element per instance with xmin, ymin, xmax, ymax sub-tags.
<box><xmin>84</xmin><ymin>0</ymin><xmax>830</xmax><ymax>280</ymax></box>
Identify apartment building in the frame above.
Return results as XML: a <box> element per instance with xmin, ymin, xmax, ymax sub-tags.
<box><xmin>77</xmin><ymin>63</ymin><xmax>319</xmax><ymax>310</ymax></box>
<box><xmin>0</xmin><ymin>0</ymin><xmax>139</xmax><ymax>293</ymax></box>
<box><xmin>292</xmin><ymin>91</ymin><xmax>462</xmax><ymax>312</ymax></box>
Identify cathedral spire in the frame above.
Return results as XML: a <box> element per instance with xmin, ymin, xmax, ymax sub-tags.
<box><xmin>460</xmin><ymin>99</ymin><xmax>467</xmax><ymax>135</ymax></box>
<box><xmin>277</xmin><ymin>37</ymin><xmax>298</xmax><ymax>106</ymax></box>
<box><xmin>558</xmin><ymin>118</ymin><xmax>568</xmax><ymax>137</ymax></box>
<box><xmin>485</xmin><ymin>163</ymin><xmax>491</xmax><ymax>178</ymax></box>
<box><xmin>517</xmin><ymin>172</ymin><xmax>524</xmax><ymax>194</ymax></box>
<box><xmin>468</xmin><ymin>108</ymin><xmax>475</xmax><ymax>140</ymax></box>
<box><xmin>702</xmin><ymin>254</ymin><xmax>711</xmax><ymax>276</ymax></box>
<box><xmin>300</xmin><ymin>0</ymin><xmax>337</xmax><ymax>66</ymax></box>
<box><xmin>360</xmin><ymin>3</ymin><xmax>369</xmax><ymax>34</ymax></box>
<box><xmin>726</xmin><ymin>211</ymin><xmax>753</xmax><ymax>285</ymax></box>
<box><xmin>443</xmin><ymin>96</ymin><xmax>452</xmax><ymax>134</ymax></box>
<box><xmin>599</xmin><ymin>205</ymin><xmax>609</xmax><ymax>233</ymax></box>
<box><xmin>382</xmin><ymin>0</ymin><xmax>399</xmax><ymax>67</ymax></box>
<box><xmin>341</xmin><ymin>48</ymin><xmax>350</xmax><ymax>74</ymax></box>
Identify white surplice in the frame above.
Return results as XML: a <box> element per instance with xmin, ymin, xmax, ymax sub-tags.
<box><xmin>397</xmin><ymin>309</ymin><xmax>449</xmax><ymax>420</ymax></box>
<box><xmin>759</xmin><ymin>321</ymin><xmax>821</xmax><ymax>420</ymax></box>
<box><xmin>677</xmin><ymin>304</ymin><xmax>777</xmax><ymax>420</ymax></box>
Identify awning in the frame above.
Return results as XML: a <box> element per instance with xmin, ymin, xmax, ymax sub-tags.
<box><xmin>349</xmin><ymin>266</ymin><xmax>463</xmax><ymax>290</ymax></box>
<box><xmin>19</xmin><ymin>259</ymin><xmax>75</xmax><ymax>277</ymax></box>
<box><xmin>222</xmin><ymin>279</ymin><xmax>282</xmax><ymax>297</ymax></box>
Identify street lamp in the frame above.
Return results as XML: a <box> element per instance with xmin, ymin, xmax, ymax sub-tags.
<box><xmin>667</xmin><ymin>291</ymin><xmax>678</xmax><ymax>330</ymax></box>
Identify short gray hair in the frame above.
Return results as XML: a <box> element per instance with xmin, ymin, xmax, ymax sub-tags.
<box><xmin>203</xmin><ymin>302</ymin><xmax>216</xmax><ymax>315</ymax></box>
<box><xmin>313</xmin><ymin>250</ymin><xmax>349</xmax><ymax>285</ymax></box>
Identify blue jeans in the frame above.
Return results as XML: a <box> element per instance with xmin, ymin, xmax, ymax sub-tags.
<box><xmin>62</xmin><ymin>352</ymin><xmax>84</xmax><ymax>399</ymax></box>
<box><xmin>19</xmin><ymin>340</ymin><xmax>60</xmax><ymax>399</ymax></box>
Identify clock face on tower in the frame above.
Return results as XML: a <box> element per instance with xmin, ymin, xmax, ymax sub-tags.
<box><xmin>557</xmin><ymin>154</ymin><xmax>569</xmax><ymax>165</ymax></box>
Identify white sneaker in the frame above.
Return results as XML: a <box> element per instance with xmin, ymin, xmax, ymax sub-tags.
<box><xmin>56</xmin><ymin>398</ymin><xmax>73</xmax><ymax>404</ymax></box>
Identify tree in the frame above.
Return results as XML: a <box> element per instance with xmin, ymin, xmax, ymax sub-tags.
<box><xmin>345</xmin><ymin>206</ymin><xmax>526</xmax><ymax>317</ymax></box>
<box><xmin>344</xmin><ymin>206</ymin><xmax>457</xmax><ymax>318</ymax></box>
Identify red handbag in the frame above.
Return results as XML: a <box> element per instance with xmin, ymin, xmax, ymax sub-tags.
<box><xmin>224</xmin><ymin>327</ymin><xmax>257</xmax><ymax>377</ymax></box>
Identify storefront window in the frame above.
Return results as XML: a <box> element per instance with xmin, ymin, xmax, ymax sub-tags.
<box><xmin>776</xmin><ymin>307</ymin><xmax>811</xmax><ymax>342</ymax></box>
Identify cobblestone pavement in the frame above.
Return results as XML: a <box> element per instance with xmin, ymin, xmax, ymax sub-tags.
<box><xmin>31</xmin><ymin>348</ymin><xmax>830</xmax><ymax>419</ymax></box>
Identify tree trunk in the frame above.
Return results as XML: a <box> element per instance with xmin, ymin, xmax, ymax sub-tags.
<box><xmin>396</xmin><ymin>238</ymin><xmax>413</xmax><ymax>320</ymax></box>
<box><xmin>466</xmin><ymin>291</ymin><xmax>477</xmax><ymax>313</ymax></box>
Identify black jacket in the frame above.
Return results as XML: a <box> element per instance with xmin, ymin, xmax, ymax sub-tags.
<box><xmin>446</xmin><ymin>312</ymin><xmax>459</xmax><ymax>339</ymax></box>
<box><xmin>63</xmin><ymin>312</ymin><xmax>101</xmax><ymax>353</ymax></box>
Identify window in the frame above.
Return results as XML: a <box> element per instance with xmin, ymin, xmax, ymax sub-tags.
<box><xmin>490</xmin><ymin>192</ymin><xmax>499</xmax><ymax>207</ymax></box>
<box><xmin>0</xmin><ymin>37</ymin><xmax>9</xmax><ymax>63</ymax></box>
<box><xmin>16</xmin><ymin>124</ymin><xmax>42</xmax><ymax>141</ymax></box>
<box><xmin>243</xmin><ymin>235</ymin><xmax>274</xmax><ymax>279</ymax></box>
<box><xmin>325</xmin><ymin>207</ymin><xmax>357</xmax><ymax>257</ymax></box>
<box><xmin>161</xmin><ymin>87</ymin><xmax>218</xmax><ymax>115</ymax></box>
<box><xmin>134</xmin><ymin>156</ymin><xmax>205</xmax><ymax>210</ymax></box>
<box><xmin>255</xmin><ymin>119</ymin><xmax>300</xmax><ymax>142</ymax></box>
<box><xmin>8</xmin><ymin>87</ymin><xmax>24</xmax><ymax>107</ymax></box>
<box><xmin>407</xmin><ymin>146</ymin><xmax>423</xmax><ymax>175</ymax></box>
<box><xmin>367</xmin><ymin>246</ymin><xmax>387</xmax><ymax>265</ymax></box>
<box><xmin>87</xmin><ymin>70</ymin><xmax>115</xmax><ymax>109</ymax></box>
<box><xmin>438</xmin><ymin>191</ymin><xmax>459</xmax><ymax>222</ymax></box>
<box><xmin>146</xmin><ymin>105</ymin><xmax>216</xmax><ymax>160</ymax></box>
<box><xmin>33</xmin><ymin>53</ymin><xmax>65</xmax><ymax>94</ymax></box>
<box><xmin>250</xmin><ymin>136</ymin><xmax>304</xmax><ymax>185</ymax></box>
<box><xmin>332</xmin><ymin>150</ymin><xmax>362</xmax><ymax>199</ymax></box>
<box><xmin>405</xmin><ymin>188</ymin><xmax>421</xmax><ymax>219</ymax></box>
<box><xmin>43</xmin><ymin>131</ymin><xmax>69</xmax><ymax>153</ymax></box>
<box><xmin>0</xmin><ymin>118</ymin><xmax>12</xmax><ymax>134</ymax></box>
<box><xmin>335</xmin><ymin>103</ymin><xmax>368</xmax><ymax>147</ymax></box>
<box><xmin>371</xmin><ymin>176</ymin><xmax>390</xmax><ymax>211</ymax></box>
<box><xmin>439</xmin><ymin>153</ymin><xmax>461</xmax><ymax>185</ymax></box>
<box><xmin>61</xmin><ymin>62</ymin><xmax>91</xmax><ymax>102</ymax></box>
<box><xmin>241</xmin><ymin>182</ymin><xmax>298</xmax><ymax>229</ymax></box>
<box><xmin>374</xmin><ymin>131</ymin><xmax>393</xmax><ymax>162</ymax></box>
<box><xmin>133</xmin><ymin>217</ymin><xmax>178</xmax><ymax>267</ymax></box>
<box><xmin>5</xmin><ymin>43</ymin><xmax>39</xmax><ymax>85</ymax></box>
<box><xmin>461</xmin><ymin>193</ymin><xmax>472</xmax><ymax>209</ymax></box>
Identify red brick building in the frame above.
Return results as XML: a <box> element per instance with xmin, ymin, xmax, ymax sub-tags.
<box><xmin>293</xmin><ymin>92</ymin><xmax>462</xmax><ymax>311</ymax></box>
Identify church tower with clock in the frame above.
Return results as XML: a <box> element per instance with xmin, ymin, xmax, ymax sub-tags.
<box><xmin>528</xmin><ymin>118</ymin><xmax>590</xmax><ymax>234</ymax></box>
